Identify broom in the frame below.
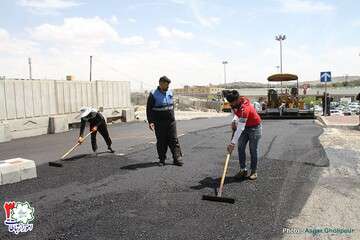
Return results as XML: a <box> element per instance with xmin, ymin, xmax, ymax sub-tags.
<box><xmin>202</xmin><ymin>153</ymin><xmax>235</xmax><ymax>204</ymax></box>
<box><xmin>49</xmin><ymin>129</ymin><xmax>96</xmax><ymax>167</ymax></box>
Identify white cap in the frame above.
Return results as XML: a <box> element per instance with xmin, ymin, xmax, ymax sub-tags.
<box><xmin>79</xmin><ymin>107</ymin><xmax>97</xmax><ymax>118</ymax></box>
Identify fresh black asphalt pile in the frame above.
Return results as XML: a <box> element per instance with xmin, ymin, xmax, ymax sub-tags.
<box><xmin>0</xmin><ymin>119</ymin><xmax>328</xmax><ymax>240</ymax></box>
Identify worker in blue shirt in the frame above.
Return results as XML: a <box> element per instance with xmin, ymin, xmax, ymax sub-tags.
<box><xmin>146</xmin><ymin>76</ymin><xmax>183</xmax><ymax>166</ymax></box>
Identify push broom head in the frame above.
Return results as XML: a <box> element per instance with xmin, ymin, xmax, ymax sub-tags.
<box><xmin>202</xmin><ymin>195</ymin><xmax>235</xmax><ymax>204</ymax></box>
<box><xmin>48</xmin><ymin>162</ymin><xmax>63</xmax><ymax>167</ymax></box>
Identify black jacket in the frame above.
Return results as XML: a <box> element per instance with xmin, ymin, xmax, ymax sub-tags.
<box><xmin>79</xmin><ymin>112</ymin><xmax>106</xmax><ymax>136</ymax></box>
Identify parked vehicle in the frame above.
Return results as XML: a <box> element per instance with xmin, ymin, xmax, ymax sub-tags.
<box><xmin>343</xmin><ymin>108</ymin><xmax>352</xmax><ymax>116</ymax></box>
<box><xmin>330</xmin><ymin>109</ymin><xmax>344</xmax><ymax>116</ymax></box>
<box><xmin>314</xmin><ymin>105</ymin><xmax>323</xmax><ymax>113</ymax></box>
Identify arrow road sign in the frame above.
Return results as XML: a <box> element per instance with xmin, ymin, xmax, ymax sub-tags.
<box><xmin>320</xmin><ymin>72</ymin><xmax>331</xmax><ymax>82</ymax></box>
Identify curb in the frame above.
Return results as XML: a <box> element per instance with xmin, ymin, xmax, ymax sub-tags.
<box><xmin>316</xmin><ymin>116</ymin><xmax>360</xmax><ymax>130</ymax></box>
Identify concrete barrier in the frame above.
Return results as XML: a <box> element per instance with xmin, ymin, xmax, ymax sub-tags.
<box><xmin>0</xmin><ymin>158</ymin><xmax>37</xmax><ymax>185</ymax></box>
<box><xmin>0</xmin><ymin>122</ymin><xmax>11</xmax><ymax>142</ymax></box>
<box><xmin>0</xmin><ymin>79</ymin><xmax>134</xmax><ymax>142</ymax></box>
<box><xmin>122</xmin><ymin>109</ymin><xmax>135</xmax><ymax>122</ymax></box>
<box><xmin>8</xmin><ymin>116</ymin><xmax>49</xmax><ymax>139</ymax></box>
<box><xmin>48</xmin><ymin>115</ymin><xmax>69</xmax><ymax>134</ymax></box>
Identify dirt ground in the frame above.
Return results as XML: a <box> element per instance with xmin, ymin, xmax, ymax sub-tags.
<box><xmin>283</xmin><ymin>127</ymin><xmax>360</xmax><ymax>240</ymax></box>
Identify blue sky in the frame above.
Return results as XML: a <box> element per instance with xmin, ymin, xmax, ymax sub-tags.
<box><xmin>1</xmin><ymin>0</ymin><xmax>360</xmax><ymax>90</ymax></box>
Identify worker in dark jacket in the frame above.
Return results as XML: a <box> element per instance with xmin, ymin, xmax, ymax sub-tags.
<box><xmin>322</xmin><ymin>93</ymin><xmax>332</xmax><ymax>116</ymax></box>
<box><xmin>146</xmin><ymin>76</ymin><xmax>183</xmax><ymax>166</ymax></box>
<box><xmin>78</xmin><ymin>107</ymin><xmax>114</xmax><ymax>153</ymax></box>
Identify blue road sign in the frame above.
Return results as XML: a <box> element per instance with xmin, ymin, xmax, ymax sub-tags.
<box><xmin>320</xmin><ymin>71</ymin><xmax>331</xmax><ymax>82</ymax></box>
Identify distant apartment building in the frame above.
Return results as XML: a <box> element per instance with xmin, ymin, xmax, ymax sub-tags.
<box><xmin>173</xmin><ymin>85</ymin><xmax>225</xmax><ymax>97</ymax></box>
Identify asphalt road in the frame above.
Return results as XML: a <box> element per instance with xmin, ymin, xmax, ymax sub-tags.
<box><xmin>0</xmin><ymin>118</ymin><xmax>328</xmax><ymax>240</ymax></box>
<box><xmin>0</xmin><ymin>117</ymin><xmax>232</xmax><ymax>165</ymax></box>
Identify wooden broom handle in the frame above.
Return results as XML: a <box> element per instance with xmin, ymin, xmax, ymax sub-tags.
<box><xmin>60</xmin><ymin>130</ymin><xmax>94</xmax><ymax>159</ymax></box>
<box><xmin>218</xmin><ymin>153</ymin><xmax>231</xmax><ymax>197</ymax></box>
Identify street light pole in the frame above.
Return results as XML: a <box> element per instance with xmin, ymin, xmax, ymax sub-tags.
<box><xmin>275</xmin><ymin>34</ymin><xmax>286</xmax><ymax>73</ymax></box>
<box><xmin>276</xmin><ymin>65</ymin><xmax>280</xmax><ymax>73</ymax></box>
<box><xmin>222</xmin><ymin>61</ymin><xmax>228</xmax><ymax>85</ymax></box>
<box><xmin>28</xmin><ymin>57</ymin><xmax>32</xmax><ymax>80</ymax></box>
<box><xmin>90</xmin><ymin>56</ymin><xmax>93</xmax><ymax>82</ymax></box>
<box><xmin>275</xmin><ymin>34</ymin><xmax>286</xmax><ymax>92</ymax></box>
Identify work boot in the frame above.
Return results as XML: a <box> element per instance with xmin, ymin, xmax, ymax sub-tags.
<box><xmin>158</xmin><ymin>159</ymin><xmax>166</xmax><ymax>166</ymax></box>
<box><xmin>249</xmin><ymin>170</ymin><xmax>257</xmax><ymax>180</ymax></box>
<box><xmin>108</xmin><ymin>146</ymin><xmax>115</xmax><ymax>153</ymax></box>
<box><xmin>234</xmin><ymin>169</ymin><xmax>248</xmax><ymax>179</ymax></box>
<box><xmin>173</xmin><ymin>158</ymin><xmax>183</xmax><ymax>166</ymax></box>
<box><xmin>91</xmin><ymin>150</ymin><xmax>98</xmax><ymax>157</ymax></box>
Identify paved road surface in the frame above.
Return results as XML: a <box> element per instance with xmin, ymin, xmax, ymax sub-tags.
<box><xmin>0</xmin><ymin>117</ymin><xmax>232</xmax><ymax>165</ymax></box>
<box><xmin>0</xmin><ymin>118</ymin><xmax>327</xmax><ymax>240</ymax></box>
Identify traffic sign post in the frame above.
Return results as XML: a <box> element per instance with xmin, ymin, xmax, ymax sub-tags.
<box><xmin>320</xmin><ymin>72</ymin><xmax>331</xmax><ymax>116</ymax></box>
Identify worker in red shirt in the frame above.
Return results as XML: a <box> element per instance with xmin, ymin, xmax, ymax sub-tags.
<box><xmin>226</xmin><ymin>90</ymin><xmax>262</xmax><ymax>180</ymax></box>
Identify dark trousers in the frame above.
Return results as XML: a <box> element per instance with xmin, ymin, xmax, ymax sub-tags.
<box><xmin>90</xmin><ymin>121</ymin><xmax>112</xmax><ymax>152</ymax></box>
<box><xmin>154</xmin><ymin>120</ymin><xmax>181</xmax><ymax>161</ymax></box>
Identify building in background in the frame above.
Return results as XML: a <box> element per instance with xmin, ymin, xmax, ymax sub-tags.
<box><xmin>173</xmin><ymin>84</ymin><xmax>225</xmax><ymax>98</ymax></box>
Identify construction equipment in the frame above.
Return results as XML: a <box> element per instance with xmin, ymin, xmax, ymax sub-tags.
<box><xmin>202</xmin><ymin>153</ymin><xmax>235</xmax><ymax>204</ymax></box>
<box><xmin>258</xmin><ymin>73</ymin><xmax>315</xmax><ymax>119</ymax></box>
<box><xmin>48</xmin><ymin>129</ymin><xmax>96</xmax><ymax>167</ymax></box>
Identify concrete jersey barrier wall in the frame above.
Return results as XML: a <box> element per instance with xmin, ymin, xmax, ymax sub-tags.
<box><xmin>0</xmin><ymin>79</ymin><xmax>134</xmax><ymax>142</ymax></box>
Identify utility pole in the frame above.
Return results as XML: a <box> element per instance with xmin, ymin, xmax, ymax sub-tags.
<box><xmin>222</xmin><ymin>61</ymin><xmax>228</xmax><ymax>85</ymax></box>
<box><xmin>28</xmin><ymin>57</ymin><xmax>32</xmax><ymax>80</ymax></box>
<box><xmin>90</xmin><ymin>56</ymin><xmax>93</xmax><ymax>82</ymax></box>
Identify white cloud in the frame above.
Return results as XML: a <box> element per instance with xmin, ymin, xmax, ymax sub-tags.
<box><xmin>205</xmin><ymin>39</ymin><xmax>245</xmax><ymax>49</ymax></box>
<box><xmin>30</xmin><ymin>17</ymin><xmax>118</xmax><ymax>47</ymax></box>
<box><xmin>119</xmin><ymin>36</ymin><xmax>145</xmax><ymax>45</ymax></box>
<box><xmin>156</xmin><ymin>26</ymin><xmax>193</xmax><ymax>40</ymax></box>
<box><xmin>175</xmin><ymin>18</ymin><xmax>193</xmax><ymax>25</ymax></box>
<box><xmin>352</xmin><ymin>20</ymin><xmax>360</xmax><ymax>27</ymax></box>
<box><xmin>17</xmin><ymin>0</ymin><xmax>82</xmax><ymax>14</ymax></box>
<box><xmin>189</xmin><ymin>0</ymin><xmax>221</xmax><ymax>28</ymax></box>
<box><xmin>29</xmin><ymin>17</ymin><xmax>144</xmax><ymax>48</ymax></box>
<box><xmin>170</xmin><ymin>0</ymin><xmax>186</xmax><ymax>4</ymax></box>
<box><xmin>109</xmin><ymin>15</ymin><xmax>119</xmax><ymax>25</ymax></box>
<box><xmin>148</xmin><ymin>41</ymin><xmax>161</xmax><ymax>49</ymax></box>
<box><xmin>279</xmin><ymin>0</ymin><xmax>335</xmax><ymax>13</ymax></box>
<box><xmin>0</xmin><ymin>28</ymin><xmax>38</xmax><ymax>55</ymax></box>
<box><xmin>128</xmin><ymin>18</ymin><xmax>137</xmax><ymax>23</ymax></box>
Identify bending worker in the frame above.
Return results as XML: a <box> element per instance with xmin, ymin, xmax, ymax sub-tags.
<box><xmin>78</xmin><ymin>107</ymin><xmax>115</xmax><ymax>153</ymax></box>
<box><xmin>226</xmin><ymin>90</ymin><xmax>262</xmax><ymax>180</ymax></box>
<box><xmin>146</xmin><ymin>76</ymin><xmax>183</xmax><ymax>166</ymax></box>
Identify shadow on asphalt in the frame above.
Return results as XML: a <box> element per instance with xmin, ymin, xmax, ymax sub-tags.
<box><xmin>190</xmin><ymin>176</ymin><xmax>248</xmax><ymax>195</ymax></box>
<box><xmin>120</xmin><ymin>161</ymin><xmax>183</xmax><ymax>170</ymax></box>
<box><xmin>62</xmin><ymin>151</ymin><xmax>114</xmax><ymax>161</ymax></box>
<box><xmin>120</xmin><ymin>162</ymin><xmax>160</xmax><ymax>170</ymax></box>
